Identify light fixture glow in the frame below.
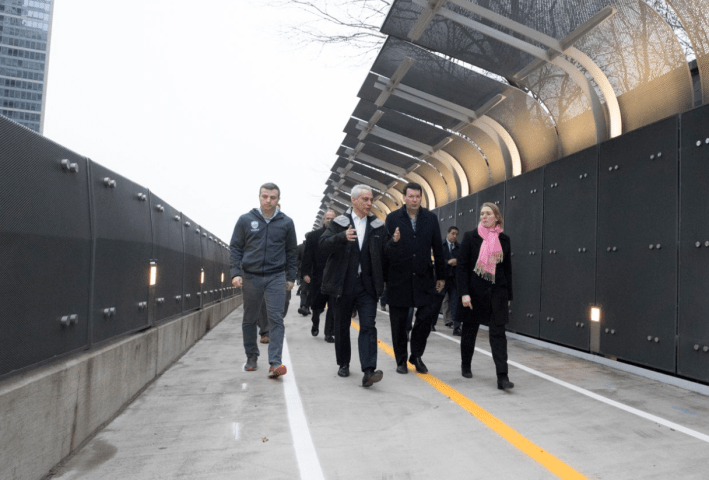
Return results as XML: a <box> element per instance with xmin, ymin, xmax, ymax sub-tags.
<box><xmin>221</xmin><ymin>272</ymin><xmax>224</xmax><ymax>283</ymax></box>
<box><xmin>590</xmin><ymin>306</ymin><xmax>601</xmax><ymax>322</ymax></box>
<box><xmin>149</xmin><ymin>262</ymin><xmax>157</xmax><ymax>286</ymax></box>
<box><xmin>200</xmin><ymin>270</ymin><xmax>205</xmax><ymax>284</ymax></box>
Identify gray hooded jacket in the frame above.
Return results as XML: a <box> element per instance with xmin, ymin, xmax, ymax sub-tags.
<box><xmin>229</xmin><ymin>208</ymin><xmax>297</xmax><ymax>281</ymax></box>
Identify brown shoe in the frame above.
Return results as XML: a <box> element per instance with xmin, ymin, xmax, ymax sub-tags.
<box><xmin>268</xmin><ymin>364</ymin><xmax>287</xmax><ymax>379</ymax></box>
<box><xmin>260</xmin><ymin>334</ymin><xmax>269</xmax><ymax>344</ymax></box>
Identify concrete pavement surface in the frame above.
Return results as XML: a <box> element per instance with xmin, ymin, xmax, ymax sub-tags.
<box><xmin>49</xmin><ymin>306</ymin><xmax>709</xmax><ymax>479</ymax></box>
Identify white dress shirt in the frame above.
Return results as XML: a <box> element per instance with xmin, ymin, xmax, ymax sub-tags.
<box><xmin>352</xmin><ymin>212</ymin><xmax>367</xmax><ymax>250</ymax></box>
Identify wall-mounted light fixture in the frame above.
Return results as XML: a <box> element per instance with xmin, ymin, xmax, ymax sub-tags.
<box><xmin>221</xmin><ymin>272</ymin><xmax>224</xmax><ymax>283</ymax></box>
<box><xmin>149</xmin><ymin>261</ymin><xmax>157</xmax><ymax>286</ymax></box>
<box><xmin>589</xmin><ymin>305</ymin><xmax>602</xmax><ymax>353</ymax></box>
<box><xmin>200</xmin><ymin>269</ymin><xmax>205</xmax><ymax>285</ymax></box>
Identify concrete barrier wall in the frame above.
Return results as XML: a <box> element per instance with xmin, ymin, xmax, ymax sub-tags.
<box><xmin>0</xmin><ymin>296</ymin><xmax>242</xmax><ymax>480</ymax></box>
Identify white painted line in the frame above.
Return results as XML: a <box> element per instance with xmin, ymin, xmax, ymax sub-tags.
<box><xmin>434</xmin><ymin>332</ymin><xmax>709</xmax><ymax>444</ymax></box>
<box><xmin>231</xmin><ymin>422</ymin><xmax>240</xmax><ymax>440</ymax></box>
<box><xmin>281</xmin><ymin>337</ymin><xmax>326</xmax><ymax>480</ymax></box>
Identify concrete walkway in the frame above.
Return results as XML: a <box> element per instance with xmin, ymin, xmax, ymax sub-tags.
<box><xmin>49</xmin><ymin>307</ymin><xmax>709</xmax><ymax>479</ymax></box>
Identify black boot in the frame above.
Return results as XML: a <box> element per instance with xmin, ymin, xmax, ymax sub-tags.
<box><xmin>497</xmin><ymin>375</ymin><xmax>514</xmax><ymax>390</ymax></box>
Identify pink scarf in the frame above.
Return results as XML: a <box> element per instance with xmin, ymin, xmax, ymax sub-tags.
<box><xmin>474</xmin><ymin>222</ymin><xmax>503</xmax><ymax>283</ymax></box>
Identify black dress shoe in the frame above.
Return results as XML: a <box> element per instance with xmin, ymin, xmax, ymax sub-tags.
<box><xmin>461</xmin><ymin>368</ymin><xmax>473</xmax><ymax>379</ymax></box>
<box><xmin>430</xmin><ymin>325</ymin><xmax>437</xmax><ymax>332</ymax></box>
<box><xmin>396</xmin><ymin>364</ymin><xmax>408</xmax><ymax>374</ymax></box>
<box><xmin>298</xmin><ymin>307</ymin><xmax>307</xmax><ymax>316</ymax></box>
<box><xmin>453</xmin><ymin>327</ymin><xmax>462</xmax><ymax>336</ymax></box>
<box><xmin>311</xmin><ymin>325</ymin><xmax>319</xmax><ymax>337</ymax></box>
<box><xmin>337</xmin><ymin>365</ymin><xmax>349</xmax><ymax>377</ymax></box>
<box><xmin>409</xmin><ymin>356</ymin><xmax>428</xmax><ymax>374</ymax></box>
<box><xmin>445</xmin><ymin>322</ymin><xmax>453</xmax><ymax>328</ymax></box>
<box><xmin>362</xmin><ymin>369</ymin><xmax>383</xmax><ymax>387</ymax></box>
<box><xmin>497</xmin><ymin>376</ymin><xmax>514</xmax><ymax>390</ymax></box>
<box><xmin>324</xmin><ymin>335</ymin><xmax>335</xmax><ymax>343</ymax></box>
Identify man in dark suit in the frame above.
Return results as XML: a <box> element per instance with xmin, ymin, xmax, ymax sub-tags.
<box><xmin>432</xmin><ymin>226</ymin><xmax>460</xmax><ymax>334</ymax></box>
<box><xmin>319</xmin><ymin>186</ymin><xmax>387</xmax><ymax>388</ymax></box>
<box><xmin>384</xmin><ymin>182</ymin><xmax>445</xmax><ymax>375</ymax></box>
<box><xmin>301</xmin><ymin>209</ymin><xmax>336</xmax><ymax>342</ymax></box>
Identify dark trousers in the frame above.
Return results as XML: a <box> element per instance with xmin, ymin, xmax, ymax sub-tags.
<box><xmin>333</xmin><ymin>278</ymin><xmax>378</xmax><ymax>372</ymax></box>
<box><xmin>311</xmin><ymin>291</ymin><xmax>335</xmax><ymax>337</ymax></box>
<box><xmin>461</xmin><ymin>321</ymin><xmax>508</xmax><ymax>377</ymax></box>
<box><xmin>389</xmin><ymin>304</ymin><xmax>435</xmax><ymax>366</ymax></box>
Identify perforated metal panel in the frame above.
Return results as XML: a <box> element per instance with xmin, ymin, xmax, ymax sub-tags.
<box><xmin>89</xmin><ymin>162</ymin><xmax>152</xmax><ymax>343</ymax></box>
<box><xmin>504</xmin><ymin>168</ymin><xmax>544</xmax><ymax>337</ymax></box>
<box><xmin>149</xmin><ymin>193</ymin><xmax>184</xmax><ymax>323</ymax></box>
<box><xmin>596</xmin><ymin>116</ymin><xmax>678</xmax><ymax>372</ymax></box>
<box><xmin>182</xmin><ymin>214</ymin><xmax>202</xmax><ymax>312</ymax></box>
<box><xmin>540</xmin><ymin>147</ymin><xmax>599</xmax><ymax>350</ymax></box>
<box><xmin>667</xmin><ymin>0</ymin><xmax>709</xmax><ymax>105</ymax></box>
<box><xmin>0</xmin><ymin>117</ymin><xmax>91</xmax><ymax>377</ymax></box>
<box><xmin>678</xmin><ymin>104</ymin><xmax>709</xmax><ymax>382</ymax></box>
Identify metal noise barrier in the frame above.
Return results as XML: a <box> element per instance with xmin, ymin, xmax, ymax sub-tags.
<box><xmin>0</xmin><ymin>116</ymin><xmax>237</xmax><ymax>379</ymax></box>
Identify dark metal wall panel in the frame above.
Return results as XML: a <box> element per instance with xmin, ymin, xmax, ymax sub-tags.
<box><xmin>504</xmin><ymin>169</ymin><xmax>544</xmax><ymax>337</ymax></box>
<box><xmin>0</xmin><ymin>118</ymin><xmax>92</xmax><ymax>377</ymax></box>
<box><xmin>437</xmin><ymin>202</ymin><xmax>457</xmax><ymax>240</ymax></box>
<box><xmin>200</xmin><ymin>229</ymin><xmax>219</xmax><ymax>306</ymax></box>
<box><xmin>149</xmin><ymin>193</ymin><xmax>184</xmax><ymax>323</ymax></box>
<box><xmin>89</xmin><ymin>162</ymin><xmax>152</xmax><ymax>343</ymax></box>
<box><xmin>454</xmin><ymin>193</ymin><xmax>478</xmax><ymax>235</ymax></box>
<box><xmin>475</xmin><ymin>182</ymin><xmax>505</xmax><ymax>215</ymax></box>
<box><xmin>596</xmin><ymin>116</ymin><xmax>678</xmax><ymax>373</ymax></box>
<box><xmin>182</xmin><ymin>215</ymin><xmax>203</xmax><ymax>311</ymax></box>
<box><xmin>678</xmin><ymin>104</ymin><xmax>709</xmax><ymax>382</ymax></box>
<box><xmin>540</xmin><ymin>147</ymin><xmax>598</xmax><ymax>350</ymax></box>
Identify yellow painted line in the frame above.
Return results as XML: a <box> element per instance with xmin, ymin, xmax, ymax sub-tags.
<box><xmin>352</xmin><ymin>320</ymin><xmax>589</xmax><ymax>480</ymax></box>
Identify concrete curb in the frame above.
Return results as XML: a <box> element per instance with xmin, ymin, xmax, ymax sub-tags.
<box><xmin>0</xmin><ymin>296</ymin><xmax>242</xmax><ymax>480</ymax></box>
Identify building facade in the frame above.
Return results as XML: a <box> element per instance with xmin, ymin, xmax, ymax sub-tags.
<box><xmin>0</xmin><ymin>0</ymin><xmax>53</xmax><ymax>134</ymax></box>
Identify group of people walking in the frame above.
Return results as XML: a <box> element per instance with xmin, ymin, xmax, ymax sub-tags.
<box><xmin>229</xmin><ymin>182</ymin><xmax>514</xmax><ymax>390</ymax></box>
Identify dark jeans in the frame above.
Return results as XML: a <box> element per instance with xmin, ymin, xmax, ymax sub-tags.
<box><xmin>461</xmin><ymin>321</ymin><xmax>508</xmax><ymax>377</ymax></box>
<box><xmin>311</xmin><ymin>291</ymin><xmax>335</xmax><ymax>337</ymax></box>
<box><xmin>257</xmin><ymin>289</ymin><xmax>291</xmax><ymax>336</ymax></box>
<box><xmin>333</xmin><ymin>278</ymin><xmax>378</xmax><ymax>372</ymax></box>
<box><xmin>389</xmin><ymin>304</ymin><xmax>435</xmax><ymax>366</ymax></box>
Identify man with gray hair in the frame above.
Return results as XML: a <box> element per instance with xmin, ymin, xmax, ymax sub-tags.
<box><xmin>230</xmin><ymin>183</ymin><xmax>297</xmax><ymax>378</ymax></box>
<box><xmin>319</xmin><ymin>185</ymin><xmax>387</xmax><ymax>388</ymax></box>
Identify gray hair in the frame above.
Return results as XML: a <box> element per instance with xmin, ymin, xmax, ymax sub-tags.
<box><xmin>350</xmin><ymin>184</ymin><xmax>372</xmax><ymax>200</ymax></box>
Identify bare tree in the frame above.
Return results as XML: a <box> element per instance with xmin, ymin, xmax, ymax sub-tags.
<box><xmin>268</xmin><ymin>0</ymin><xmax>390</xmax><ymax>63</ymax></box>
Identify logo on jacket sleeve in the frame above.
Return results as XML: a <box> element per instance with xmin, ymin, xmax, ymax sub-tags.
<box><xmin>251</xmin><ymin>221</ymin><xmax>259</xmax><ymax>231</ymax></box>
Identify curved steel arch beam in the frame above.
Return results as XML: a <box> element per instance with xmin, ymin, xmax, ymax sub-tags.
<box><xmin>474</xmin><ymin>116</ymin><xmax>522</xmax><ymax>178</ymax></box>
<box><xmin>373</xmin><ymin>200</ymin><xmax>391</xmax><ymax>217</ymax></box>
<box><xmin>433</xmin><ymin>150</ymin><xmax>469</xmax><ymax>197</ymax></box>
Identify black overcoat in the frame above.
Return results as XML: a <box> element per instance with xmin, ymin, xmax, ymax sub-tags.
<box><xmin>384</xmin><ymin>206</ymin><xmax>445</xmax><ymax>307</ymax></box>
<box><xmin>456</xmin><ymin>229</ymin><xmax>513</xmax><ymax>326</ymax></box>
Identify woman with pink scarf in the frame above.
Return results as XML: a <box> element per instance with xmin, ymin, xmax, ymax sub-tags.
<box><xmin>456</xmin><ymin>202</ymin><xmax>514</xmax><ymax>390</ymax></box>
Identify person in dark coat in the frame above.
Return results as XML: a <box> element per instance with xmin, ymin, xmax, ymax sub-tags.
<box><xmin>384</xmin><ymin>182</ymin><xmax>445</xmax><ymax>375</ymax></box>
<box><xmin>296</xmin><ymin>238</ymin><xmax>311</xmax><ymax>316</ymax></box>
<box><xmin>301</xmin><ymin>209</ymin><xmax>337</xmax><ymax>342</ymax></box>
<box><xmin>432</xmin><ymin>226</ymin><xmax>460</xmax><ymax>333</ymax></box>
<box><xmin>457</xmin><ymin>202</ymin><xmax>514</xmax><ymax>390</ymax></box>
<box><xmin>319</xmin><ymin>185</ymin><xmax>387</xmax><ymax>388</ymax></box>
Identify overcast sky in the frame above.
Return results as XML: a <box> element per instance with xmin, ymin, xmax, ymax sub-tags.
<box><xmin>43</xmin><ymin>0</ymin><xmax>372</xmax><ymax>243</ymax></box>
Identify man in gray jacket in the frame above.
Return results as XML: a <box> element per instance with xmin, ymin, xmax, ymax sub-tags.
<box><xmin>230</xmin><ymin>183</ymin><xmax>297</xmax><ymax>378</ymax></box>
